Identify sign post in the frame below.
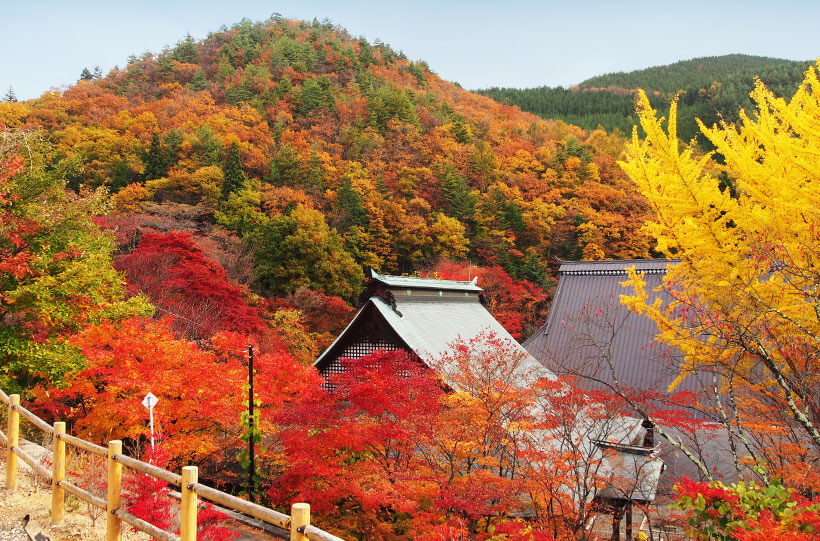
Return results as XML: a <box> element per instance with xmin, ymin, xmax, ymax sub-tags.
<box><xmin>141</xmin><ymin>392</ymin><xmax>158</xmax><ymax>452</ymax></box>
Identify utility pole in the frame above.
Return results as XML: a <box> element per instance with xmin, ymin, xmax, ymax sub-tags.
<box><xmin>248</xmin><ymin>344</ymin><xmax>255</xmax><ymax>503</ymax></box>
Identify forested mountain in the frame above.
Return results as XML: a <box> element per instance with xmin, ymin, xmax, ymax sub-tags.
<box><xmin>0</xmin><ymin>16</ymin><xmax>657</xmax><ymax>533</ymax></box>
<box><xmin>479</xmin><ymin>54</ymin><xmax>812</xmax><ymax>142</ymax></box>
<box><xmin>1</xmin><ymin>16</ymin><xmax>654</xmax><ymax>342</ymax></box>
<box><xmin>3</xmin><ymin>16</ymin><xmax>819</xmax><ymax>539</ymax></box>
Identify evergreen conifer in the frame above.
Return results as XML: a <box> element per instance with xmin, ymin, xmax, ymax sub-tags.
<box><xmin>221</xmin><ymin>141</ymin><xmax>246</xmax><ymax>198</ymax></box>
<box><xmin>143</xmin><ymin>133</ymin><xmax>167</xmax><ymax>180</ymax></box>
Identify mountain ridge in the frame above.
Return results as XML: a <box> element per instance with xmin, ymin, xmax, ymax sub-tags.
<box><xmin>478</xmin><ymin>53</ymin><xmax>813</xmax><ymax>140</ymax></box>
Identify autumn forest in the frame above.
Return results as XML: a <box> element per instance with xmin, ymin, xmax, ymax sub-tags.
<box><xmin>1</xmin><ymin>14</ymin><xmax>819</xmax><ymax>541</ymax></box>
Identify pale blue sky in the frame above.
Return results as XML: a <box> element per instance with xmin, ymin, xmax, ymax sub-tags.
<box><xmin>2</xmin><ymin>1</ymin><xmax>818</xmax><ymax>100</ymax></box>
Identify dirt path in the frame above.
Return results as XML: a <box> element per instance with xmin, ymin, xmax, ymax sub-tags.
<box><xmin>1</xmin><ymin>448</ymin><xmax>279</xmax><ymax>541</ymax></box>
<box><xmin>0</xmin><ymin>451</ymin><xmax>116</xmax><ymax>541</ymax></box>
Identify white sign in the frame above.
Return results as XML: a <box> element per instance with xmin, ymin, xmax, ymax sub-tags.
<box><xmin>142</xmin><ymin>392</ymin><xmax>158</xmax><ymax>410</ymax></box>
<box><xmin>142</xmin><ymin>392</ymin><xmax>158</xmax><ymax>452</ymax></box>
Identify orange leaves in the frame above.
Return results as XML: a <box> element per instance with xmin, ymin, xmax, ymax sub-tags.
<box><xmin>41</xmin><ymin>315</ymin><xmax>319</xmax><ymax>469</ymax></box>
<box><xmin>9</xmin><ymin>16</ymin><xmax>653</xmax><ymax>276</ymax></box>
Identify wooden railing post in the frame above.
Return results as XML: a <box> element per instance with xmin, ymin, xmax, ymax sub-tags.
<box><xmin>180</xmin><ymin>466</ymin><xmax>198</xmax><ymax>541</ymax></box>
<box><xmin>291</xmin><ymin>502</ymin><xmax>310</xmax><ymax>541</ymax></box>
<box><xmin>52</xmin><ymin>421</ymin><xmax>66</xmax><ymax>525</ymax></box>
<box><xmin>106</xmin><ymin>440</ymin><xmax>122</xmax><ymax>541</ymax></box>
<box><xmin>6</xmin><ymin>394</ymin><xmax>19</xmax><ymax>491</ymax></box>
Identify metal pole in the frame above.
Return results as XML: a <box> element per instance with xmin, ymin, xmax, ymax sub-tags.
<box><xmin>149</xmin><ymin>405</ymin><xmax>155</xmax><ymax>452</ymax></box>
<box><xmin>248</xmin><ymin>344</ymin><xmax>255</xmax><ymax>504</ymax></box>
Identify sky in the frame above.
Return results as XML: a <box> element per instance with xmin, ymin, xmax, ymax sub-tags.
<box><xmin>2</xmin><ymin>0</ymin><xmax>818</xmax><ymax>100</ymax></box>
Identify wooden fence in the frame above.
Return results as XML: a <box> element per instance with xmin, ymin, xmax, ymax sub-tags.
<box><xmin>1</xmin><ymin>388</ymin><xmax>343</xmax><ymax>541</ymax></box>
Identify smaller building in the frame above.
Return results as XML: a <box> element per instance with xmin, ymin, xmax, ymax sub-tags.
<box><xmin>524</xmin><ymin>258</ymin><xmax>742</xmax><ymax>502</ymax></box>
<box><xmin>314</xmin><ymin>269</ymin><xmax>665</xmax><ymax>537</ymax></box>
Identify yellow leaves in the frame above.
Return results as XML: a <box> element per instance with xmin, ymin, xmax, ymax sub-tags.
<box><xmin>618</xmin><ymin>62</ymin><xmax>820</xmax><ymax>400</ymax></box>
<box><xmin>0</xmin><ymin>100</ymin><xmax>31</xmax><ymax>127</ymax></box>
<box><xmin>428</xmin><ymin>213</ymin><xmax>469</xmax><ymax>260</ymax></box>
<box><xmin>619</xmin><ymin>90</ymin><xmax>739</xmax><ymax>262</ymax></box>
<box><xmin>619</xmin><ymin>267</ymin><xmax>652</xmax><ymax>316</ymax></box>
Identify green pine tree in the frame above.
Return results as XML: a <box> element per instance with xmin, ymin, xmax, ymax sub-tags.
<box><xmin>188</xmin><ymin>69</ymin><xmax>209</xmax><ymax>92</ymax></box>
<box><xmin>267</xmin><ymin>144</ymin><xmax>302</xmax><ymax>186</ymax></box>
<box><xmin>143</xmin><ymin>133</ymin><xmax>166</xmax><ymax>180</ymax></box>
<box><xmin>440</xmin><ymin>168</ymin><xmax>478</xmax><ymax>223</ymax></box>
<box><xmin>334</xmin><ymin>176</ymin><xmax>366</xmax><ymax>233</ymax></box>
<box><xmin>3</xmin><ymin>86</ymin><xmax>17</xmax><ymax>103</ymax></box>
<box><xmin>297</xmin><ymin>77</ymin><xmax>324</xmax><ymax>114</ymax></box>
<box><xmin>111</xmin><ymin>159</ymin><xmax>135</xmax><ymax>192</ymax></box>
<box><xmin>172</xmin><ymin>33</ymin><xmax>199</xmax><ymax>64</ymax></box>
<box><xmin>221</xmin><ymin>141</ymin><xmax>246</xmax><ymax>198</ymax></box>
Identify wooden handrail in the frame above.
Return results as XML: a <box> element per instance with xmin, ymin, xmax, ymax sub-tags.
<box><xmin>57</xmin><ymin>432</ymin><xmax>107</xmax><ymax>457</ymax></box>
<box><xmin>12</xmin><ymin>404</ymin><xmax>54</xmax><ymax>433</ymax></box>
<box><xmin>58</xmin><ymin>479</ymin><xmax>107</xmax><ymax>510</ymax></box>
<box><xmin>113</xmin><ymin>453</ymin><xmax>182</xmax><ymax>486</ymax></box>
<box><xmin>190</xmin><ymin>481</ymin><xmax>291</xmax><ymax>530</ymax></box>
<box><xmin>2</xmin><ymin>388</ymin><xmax>343</xmax><ymax>541</ymax></box>
<box><xmin>113</xmin><ymin>508</ymin><xmax>179</xmax><ymax>541</ymax></box>
<box><xmin>10</xmin><ymin>445</ymin><xmax>53</xmax><ymax>480</ymax></box>
<box><xmin>302</xmin><ymin>524</ymin><xmax>347</xmax><ymax>541</ymax></box>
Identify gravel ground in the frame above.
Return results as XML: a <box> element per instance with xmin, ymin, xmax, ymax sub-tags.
<box><xmin>0</xmin><ymin>519</ymin><xmax>27</xmax><ymax>541</ymax></box>
<box><xmin>1</xmin><ymin>442</ymin><xmax>281</xmax><ymax>541</ymax></box>
<box><xmin>0</xmin><ymin>447</ymin><xmax>112</xmax><ymax>541</ymax></box>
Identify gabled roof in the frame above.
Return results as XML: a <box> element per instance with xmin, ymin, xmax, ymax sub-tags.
<box><xmin>315</xmin><ymin>272</ymin><xmax>552</xmax><ymax>382</ymax></box>
<box><xmin>523</xmin><ymin>258</ymin><xmax>705</xmax><ymax>397</ymax></box>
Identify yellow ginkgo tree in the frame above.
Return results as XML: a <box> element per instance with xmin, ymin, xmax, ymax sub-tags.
<box><xmin>618</xmin><ymin>63</ymin><xmax>820</xmax><ymax>458</ymax></box>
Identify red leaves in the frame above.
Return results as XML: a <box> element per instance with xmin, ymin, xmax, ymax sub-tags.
<box><xmin>274</xmin><ymin>339</ymin><xmax>605</xmax><ymax>538</ymax></box>
<box><xmin>115</xmin><ymin>232</ymin><xmax>265</xmax><ymax>340</ymax></box>
<box><xmin>272</xmin><ymin>350</ymin><xmax>442</xmax><ymax>530</ymax></box>
<box><xmin>266</xmin><ymin>287</ymin><xmax>352</xmax><ymax>337</ymax></box>
<box><xmin>124</xmin><ymin>445</ymin><xmax>176</xmax><ymax>533</ymax></box>
<box><xmin>426</xmin><ymin>260</ymin><xmax>549</xmax><ymax>340</ymax></box>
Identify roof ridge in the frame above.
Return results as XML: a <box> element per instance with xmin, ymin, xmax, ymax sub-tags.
<box><xmin>560</xmin><ymin>268</ymin><xmax>669</xmax><ymax>276</ymax></box>
<box><xmin>371</xmin><ymin>268</ymin><xmax>479</xmax><ymax>286</ymax></box>
<box><xmin>369</xmin><ymin>269</ymin><xmax>482</xmax><ymax>291</ymax></box>
<box><xmin>556</xmin><ymin>258</ymin><xmax>679</xmax><ymax>266</ymax></box>
<box><xmin>556</xmin><ymin>258</ymin><xmax>678</xmax><ymax>276</ymax></box>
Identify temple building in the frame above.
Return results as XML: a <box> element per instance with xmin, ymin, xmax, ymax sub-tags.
<box><xmin>314</xmin><ymin>269</ymin><xmax>550</xmax><ymax>382</ymax></box>
<box><xmin>313</xmin><ymin>268</ymin><xmax>665</xmax><ymax>540</ymax></box>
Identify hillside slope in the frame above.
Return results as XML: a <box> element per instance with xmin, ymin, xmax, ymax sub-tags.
<box><xmin>0</xmin><ymin>16</ymin><xmax>653</xmax><ymax>340</ymax></box>
<box><xmin>479</xmin><ymin>54</ymin><xmax>812</xmax><ymax>141</ymax></box>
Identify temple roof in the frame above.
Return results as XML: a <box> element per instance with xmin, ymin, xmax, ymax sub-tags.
<box><xmin>315</xmin><ymin>272</ymin><xmax>552</xmax><ymax>383</ymax></box>
<box><xmin>523</xmin><ymin>258</ymin><xmax>705</xmax><ymax>397</ymax></box>
<box><xmin>368</xmin><ymin>269</ymin><xmax>482</xmax><ymax>293</ymax></box>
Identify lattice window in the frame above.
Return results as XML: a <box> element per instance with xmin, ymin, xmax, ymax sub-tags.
<box><xmin>322</xmin><ymin>338</ymin><xmax>402</xmax><ymax>390</ymax></box>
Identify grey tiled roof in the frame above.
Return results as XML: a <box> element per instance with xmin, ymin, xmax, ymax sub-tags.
<box><xmin>523</xmin><ymin>258</ymin><xmax>704</xmax><ymax>398</ymax></box>
<box><xmin>315</xmin><ymin>288</ymin><xmax>553</xmax><ymax>383</ymax></box>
